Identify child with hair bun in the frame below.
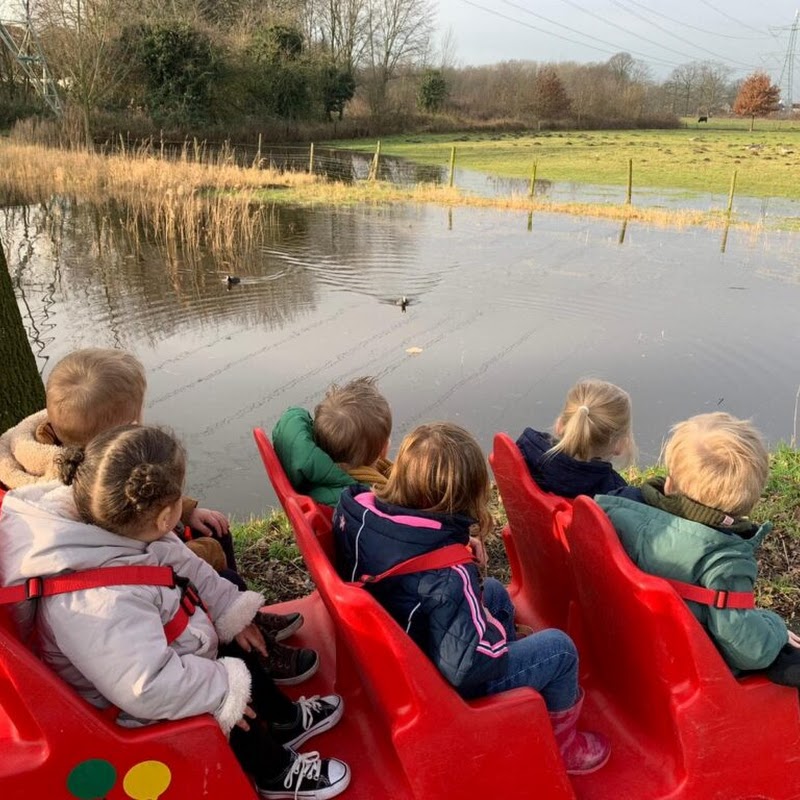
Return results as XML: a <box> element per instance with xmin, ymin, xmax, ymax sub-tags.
<box><xmin>0</xmin><ymin>425</ymin><xmax>350</xmax><ymax>799</ymax></box>
<box><xmin>333</xmin><ymin>422</ymin><xmax>609</xmax><ymax>775</ymax></box>
<box><xmin>517</xmin><ymin>378</ymin><xmax>635</xmax><ymax>498</ymax></box>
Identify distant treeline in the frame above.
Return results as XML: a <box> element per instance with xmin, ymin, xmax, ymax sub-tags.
<box><xmin>0</xmin><ymin>1</ymin><xmax>778</xmax><ymax>144</ymax></box>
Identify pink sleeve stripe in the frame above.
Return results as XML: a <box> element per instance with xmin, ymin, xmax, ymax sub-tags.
<box><xmin>355</xmin><ymin>493</ymin><xmax>442</xmax><ymax>530</ymax></box>
<box><xmin>477</xmin><ymin>643</ymin><xmax>509</xmax><ymax>658</ymax></box>
<box><xmin>454</xmin><ymin>564</ymin><xmax>486</xmax><ymax>638</ymax></box>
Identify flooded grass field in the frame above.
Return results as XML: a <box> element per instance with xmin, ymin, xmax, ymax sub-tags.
<box><xmin>6</xmin><ymin>199</ymin><xmax>800</xmax><ymax>518</ymax></box>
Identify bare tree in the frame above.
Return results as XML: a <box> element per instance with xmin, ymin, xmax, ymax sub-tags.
<box><xmin>696</xmin><ymin>61</ymin><xmax>732</xmax><ymax>114</ymax></box>
<box><xmin>363</xmin><ymin>0</ymin><xmax>433</xmax><ymax>116</ymax></box>
<box><xmin>32</xmin><ymin>0</ymin><xmax>129</xmax><ymax>146</ymax></box>
<box><xmin>308</xmin><ymin>0</ymin><xmax>369</xmax><ymax>70</ymax></box>
<box><xmin>668</xmin><ymin>62</ymin><xmax>701</xmax><ymax>116</ymax></box>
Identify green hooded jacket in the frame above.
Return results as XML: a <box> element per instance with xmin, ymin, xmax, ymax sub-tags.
<box><xmin>596</xmin><ymin>493</ymin><xmax>788</xmax><ymax>672</ymax></box>
<box><xmin>271</xmin><ymin>407</ymin><xmax>356</xmax><ymax>507</ymax></box>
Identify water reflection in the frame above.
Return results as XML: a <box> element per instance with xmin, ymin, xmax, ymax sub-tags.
<box><xmin>5</xmin><ymin>199</ymin><xmax>800</xmax><ymax>517</ymax></box>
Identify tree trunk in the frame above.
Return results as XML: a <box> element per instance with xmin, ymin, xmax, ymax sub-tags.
<box><xmin>0</xmin><ymin>236</ymin><xmax>45</xmax><ymax>434</ymax></box>
<box><xmin>750</xmin><ymin>115</ymin><xmax>755</xmax><ymax>132</ymax></box>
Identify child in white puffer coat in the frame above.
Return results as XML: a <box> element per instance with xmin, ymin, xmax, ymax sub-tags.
<box><xmin>0</xmin><ymin>424</ymin><xmax>350</xmax><ymax>800</ymax></box>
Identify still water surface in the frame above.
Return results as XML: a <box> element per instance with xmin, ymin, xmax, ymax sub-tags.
<box><xmin>5</xmin><ymin>201</ymin><xmax>800</xmax><ymax>517</ymax></box>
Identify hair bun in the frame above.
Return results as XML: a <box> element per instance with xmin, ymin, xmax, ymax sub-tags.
<box><xmin>124</xmin><ymin>463</ymin><xmax>168</xmax><ymax>511</ymax></box>
<box><xmin>57</xmin><ymin>447</ymin><xmax>85</xmax><ymax>485</ymax></box>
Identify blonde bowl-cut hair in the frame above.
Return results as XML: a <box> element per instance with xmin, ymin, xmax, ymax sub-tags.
<box><xmin>664</xmin><ymin>412</ymin><xmax>768</xmax><ymax>517</ymax></box>
<box><xmin>375</xmin><ymin>422</ymin><xmax>492</xmax><ymax>535</ymax></box>
<box><xmin>58</xmin><ymin>425</ymin><xmax>186</xmax><ymax>539</ymax></box>
<box><xmin>46</xmin><ymin>348</ymin><xmax>147</xmax><ymax>447</ymax></box>
<box><xmin>550</xmin><ymin>379</ymin><xmax>635</xmax><ymax>465</ymax></box>
<box><xmin>314</xmin><ymin>376</ymin><xmax>392</xmax><ymax>468</ymax></box>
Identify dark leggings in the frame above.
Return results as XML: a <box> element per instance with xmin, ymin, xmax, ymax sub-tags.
<box><xmin>766</xmin><ymin>644</ymin><xmax>800</xmax><ymax>687</ymax></box>
<box><xmin>222</xmin><ymin>643</ymin><xmax>296</xmax><ymax>783</ymax></box>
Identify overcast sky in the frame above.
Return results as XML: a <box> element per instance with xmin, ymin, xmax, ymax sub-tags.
<box><xmin>435</xmin><ymin>0</ymin><xmax>800</xmax><ymax>82</ymax></box>
<box><xmin>0</xmin><ymin>0</ymin><xmax>796</xmax><ymax>84</ymax></box>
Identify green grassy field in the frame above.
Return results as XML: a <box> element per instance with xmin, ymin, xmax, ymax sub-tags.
<box><xmin>329</xmin><ymin>119</ymin><xmax>800</xmax><ymax>200</ymax></box>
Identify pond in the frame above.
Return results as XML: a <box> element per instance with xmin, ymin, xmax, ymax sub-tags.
<box><xmin>5</xmin><ymin>200</ymin><xmax>800</xmax><ymax>518</ymax></box>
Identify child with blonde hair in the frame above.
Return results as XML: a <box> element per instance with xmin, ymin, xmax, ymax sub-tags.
<box><xmin>517</xmin><ymin>378</ymin><xmax>634</xmax><ymax>498</ymax></box>
<box><xmin>273</xmin><ymin>376</ymin><xmax>393</xmax><ymax>506</ymax></box>
<box><xmin>598</xmin><ymin>412</ymin><xmax>800</xmax><ymax>684</ymax></box>
<box><xmin>0</xmin><ymin>425</ymin><xmax>350</xmax><ymax>799</ymax></box>
<box><xmin>333</xmin><ymin>422</ymin><xmax>610</xmax><ymax>775</ymax></box>
<box><xmin>0</xmin><ymin>348</ymin><xmax>311</xmax><ymax>679</ymax></box>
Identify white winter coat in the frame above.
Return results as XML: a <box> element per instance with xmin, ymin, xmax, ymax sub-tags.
<box><xmin>0</xmin><ymin>482</ymin><xmax>263</xmax><ymax>734</ymax></box>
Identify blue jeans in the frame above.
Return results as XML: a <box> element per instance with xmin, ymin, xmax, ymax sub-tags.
<box><xmin>481</xmin><ymin>578</ymin><xmax>579</xmax><ymax>712</ymax></box>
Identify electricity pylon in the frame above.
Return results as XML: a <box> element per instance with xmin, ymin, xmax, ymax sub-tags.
<box><xmin>0</xmin><ymin>10</ymin><xmax>62</xmax><ymax>116</ymax></box>
<box><xmin>775</xmin><ymin>10</ymin><xmax>800</xmax><ymax>110</ymax></box>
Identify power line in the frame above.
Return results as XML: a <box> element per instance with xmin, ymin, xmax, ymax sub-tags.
<box><xmin>459</xmin><ymin>0</ymin><xmax>682</xmax><ymax>68</ymax></box>
<box><xmin>612</xmin><ymin>0</ymin><xmax>774</xmax><ymax>41</ymax></box>
<box><xmin>552</xmin><ymin>0</ymin><xmax>752</xmax><ymax>71</ymax></box>
<box><xmin>497</xmin><ymin>0</ymin><xmax>686</xmax><ymax>68</ymax></box>
<box><xmin>610</xmin><ymin>0</ymin><xmax>763</xmax><ymax>70</ymax></box>
<box><xmin>554</xmin><ymin>0</ymin><xmax>738</xmax><ymax>65</ymax></box>
<box><xmin>697</xmin><ymin>0</ymin><xmax>772</xmax><ymax>35</ymax></box>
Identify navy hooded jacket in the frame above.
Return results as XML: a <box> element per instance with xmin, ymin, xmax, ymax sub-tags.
<box><xmin>333</xmin><ymin>486</ymin><xmax>509</xmax><ymax>694</ymax></box>
<box><xmin>516</xmin><ymin>427</ymin><xmax>627</xmax><ymax>499</ymax></box>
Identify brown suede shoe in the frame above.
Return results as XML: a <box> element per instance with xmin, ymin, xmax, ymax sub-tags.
<box><xmin>254</xmin><ymin>610</ymin><xmax>304</xmax><ymax>642</ymax></box>
<box><xmin>258</xmin><ymin>639</ymin><xmax>320</xmax><ymax>686</ymax></box>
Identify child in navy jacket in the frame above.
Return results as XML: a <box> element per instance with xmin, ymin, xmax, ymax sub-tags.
<box><xmin>333</xmin><ymin>422</ymin><xmax>610</xmax><ymax>775</ymax></box>
<box><xmin>517</xmin><ymin>379</ymin><xmax>634</xmax><ymax>498</ymax></box>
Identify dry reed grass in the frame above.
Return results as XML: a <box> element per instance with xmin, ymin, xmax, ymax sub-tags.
<box><xmin>268</xmin><ymin>179</ymin><xmax>748</xmax><ymax>230</ymax></box>
<box><xmin>0</xmin><ymin>141</ymin><xmax>316</xmax><ymax>259</ymax></box>
<box><xmin>0</xmin><ymin>141</ymin><xmax>749</xmax><ymax>250</ymax></box>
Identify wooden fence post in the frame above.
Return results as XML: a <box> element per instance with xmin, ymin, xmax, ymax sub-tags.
<box><xmin>726</xmin><ymin>169</ymin><xmax>738</xmax><ymax>218</ymax></box>
<box><xmin>625</xmin><ymin>158</ymin><xmax>633</xmax><ymax>205</ymax></box>
<box><xmin>448</xmin><ymin>146</ymin><xmax>456</xmax><ymax>187</ymax></box>
<box><xmin>529</xmin><ymin>160</ymin><xmax>538</xmax><ymax>198</ymax></box>
<box><xmin>369</xmin><ymin>140</ymin><xmax>381</xmax><ymax>181</ymax></box>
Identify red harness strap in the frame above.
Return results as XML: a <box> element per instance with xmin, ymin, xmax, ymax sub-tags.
<box><xmin>353</xmin><ymin>543</ymin><xmax>476</xmax><ymax>587</ymax></box>
<box><xmin>664</xmin><ymin>577</ymin><xmax>755</xmax><ymax>610</ymax></box>
<box><xmin>0</xmin><ymin>566</ymin><xmax>207</xmax><ymax>644</ymax></box>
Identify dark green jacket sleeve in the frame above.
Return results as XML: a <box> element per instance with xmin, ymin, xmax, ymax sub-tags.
<box><xmin>271</xmin><ymin>407</ymin><xmax>355</xmax><ymax>506</ymax></box>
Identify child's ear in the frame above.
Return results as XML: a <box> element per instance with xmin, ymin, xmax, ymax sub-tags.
<box><xmin>156</xmin><ymin>501</ymin><xmax>179</xmax><ymax>534</ymax></box>
<box><xmin>664</xmin><ymin>476</ymin><xmax>675</xmax><ymax>495</ymax></box>
<box><xmin>554</xmin><ymin>418</ymin><xmax>564</xmax><ymax>437</ymax></box>
<box><xmin>379</xmin><ymin>439</ymin><xmax>390</xmax><ymax>460</ymax></box>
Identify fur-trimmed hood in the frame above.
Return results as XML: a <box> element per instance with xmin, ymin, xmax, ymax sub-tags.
<box><xmin>0</xmin><ymin>410</ymin><xmax>62</xmax><ymax>489</ymax></box>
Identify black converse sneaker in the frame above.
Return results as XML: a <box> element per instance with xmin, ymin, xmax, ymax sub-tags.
<box><xmin>272</xmin><ymin>695</ymin><xmax>345</xmax><ymax>750</ymax></box>
<box><xmin>256</xmin><ymin>751</ymin><xmax>351</xmax><ymax>800</ymax></box>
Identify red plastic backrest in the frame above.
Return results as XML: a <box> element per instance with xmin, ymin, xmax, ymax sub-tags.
<box><xmin>565</xmin><ymin>497</ymin><xmax>728</xmax><ymax>739</ymax></box>
<box><xmin>252</xmin><ymin>427</ymin><xmax>334</xmax><ymax>552</ymax></box>
<box><xmin>490</xmin><ymin>433</ymin><xmax>575</xmax><ymax>629</ymax></box>
<box><xmin>283</xmin><ymin>496</ymin><xmax>461</xmax><ymax>727</ymax></box>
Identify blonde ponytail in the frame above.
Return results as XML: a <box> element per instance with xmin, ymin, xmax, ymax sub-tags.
<box><xmin>549</xmin><ymin>379</ymin><xmax>634</xmax><ymax>464</ymax></box>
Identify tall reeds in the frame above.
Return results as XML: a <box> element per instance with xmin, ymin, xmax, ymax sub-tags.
<box><xmin>0</xmin><ymin>141</ymin><xmax>316</xmax><ymax>259</ymax></box>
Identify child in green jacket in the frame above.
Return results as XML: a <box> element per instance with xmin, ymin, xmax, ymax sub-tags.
<box><xmin>597</xmin><ymin>412</ymin><xmax>800</xmax><ymax>685</ymax></box>
<box><xmin>272</xmin><ymin>377</ymin><xmax>393</xmax><ymax>506</ymax></box>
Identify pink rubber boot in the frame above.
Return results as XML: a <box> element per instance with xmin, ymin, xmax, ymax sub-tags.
<box><xmin>548</xmin><ymin>689</ymin><xmax>611</xmax><ymax>775</ymax></box>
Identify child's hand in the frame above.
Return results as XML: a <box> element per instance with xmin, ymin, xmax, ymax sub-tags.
<box><xmin>788</xmin><ymin>631</ymin><xmax>800</xmax><ymax>649</ymax></box>
<box><xmin>235</xmin><ymin>623</ymin><xmax>268</xmax><ymax>657</ymax></box>
<box><xmin>469</xmin><ymin>536</ymin><xmax>488</xmax><ymax>569</ymax></box>
<box><xmin>187</xmin><ymin>507</ymin><xmax>230</xmax><ymax>538</ymax></box>
<box><xmin>235</xmin><ymin>705</ymin><xmax>257</xmax><ymax>731</ymax></box>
